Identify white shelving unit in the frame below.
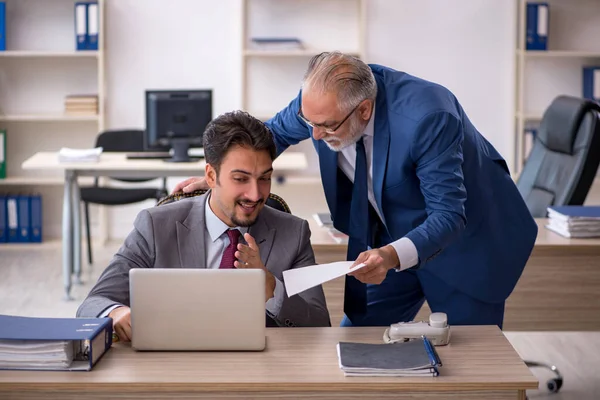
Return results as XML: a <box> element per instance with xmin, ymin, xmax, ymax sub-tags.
<box><xmin>241</xmin><ymin>0</ymin><xmax>366</xmax><ymax>176</ymax></box>
<box><xmin>514</xmin><ymin>0</ymin><xmax>600</xmax><ymax>176</ymax></box>
<box><xmin>0</xmin><ymin>0</ymin><xmax>106</xmax><ymax>237</ymax></box>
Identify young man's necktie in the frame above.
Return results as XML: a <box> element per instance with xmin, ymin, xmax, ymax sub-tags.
<box><xmin>219</xmin><ymin>229</ymin><xmax>241</xmax><ymax>269</ymax></box>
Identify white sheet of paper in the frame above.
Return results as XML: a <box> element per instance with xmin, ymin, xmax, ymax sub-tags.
<box><xmin>283</xmin><ymin>261</ymin><xmax>367</xmax><ymax>297</ymax></box>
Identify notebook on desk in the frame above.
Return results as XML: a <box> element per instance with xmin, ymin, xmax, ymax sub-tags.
<box><xmin>336</xmin><ymin>337</ymin><xmax>441</xmax><ymax>377</ymax></box>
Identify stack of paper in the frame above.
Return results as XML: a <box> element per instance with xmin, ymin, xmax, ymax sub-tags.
<box><xmin>546</xmin><ymin>206</ymin><xmax>600</xmax><ymax>238</ymax></box>
<box><xmin>0</xmin><ymin>340</ymin><xmax>74</xmax><ymax>369</ymax></box>
<box><xmin>337</xmin><ymin>338</ymin><xmax>441</xmax><ymax>377</ymax></box>
<box><xmin>283</xmin><ymin>261</ymin><xmax>366</xmax><ymax>297</ymax></box>
<box><xmin>58</xmin><ymin>147</ymin><xmax>103</xmax><ymax>163</ymax></box>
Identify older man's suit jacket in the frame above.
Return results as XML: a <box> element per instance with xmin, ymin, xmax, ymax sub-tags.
<box><xmin>77</xmin><ymin>192</ymin><xmax>331</xmax><ymax>327</ymax></box>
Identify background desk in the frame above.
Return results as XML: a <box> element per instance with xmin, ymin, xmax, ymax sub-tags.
<box><xmin>310</xmin><ymin>219</ymin><xmax>600</xmax><ymax>331</ymax></box>
<box><xmin>0</xmin><ymin>326</ymin><xmax>537</xmax><ymax>400</ymax></box>
<box><xmin>21</xmin><ymin>151</ymin><xmax>307</xmax><ymax>300</ymax></box>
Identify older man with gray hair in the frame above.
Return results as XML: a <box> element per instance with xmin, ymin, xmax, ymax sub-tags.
<box><xmin>174</xmin><ymin>51</ymin><xmax>538</xmax><ymax>329</ymax></box>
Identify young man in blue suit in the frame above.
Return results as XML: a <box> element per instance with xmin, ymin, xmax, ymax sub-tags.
<box><xmin>174</xmin><ymin>51</ymin><xmax>538</xmax><ymax>328</ymax></box>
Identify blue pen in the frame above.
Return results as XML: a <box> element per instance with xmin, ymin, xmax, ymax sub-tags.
<box><xmin>421</xmin><ymin>335</ymin><xmax>438</xmax><ymax>366</ymax></box>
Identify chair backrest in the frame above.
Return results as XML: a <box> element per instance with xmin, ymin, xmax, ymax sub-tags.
<box><xmin>96</xmin><ymin>129</ymin><xmax>145</xmax><ymax>152</ymax></box>
<box><xmin>157</xmin><ymin>189</ymin><xmax>291</xmax><ymax>214</ymax></box>
<box><xmin>95</xmin><ymin>129</ymin><xmax>161</xmax><ymax>185</ymax></box>
<box><xmin>516</xmin><ymin>95</ymin><xmax>600</xmax><ymax>217</ymax></box>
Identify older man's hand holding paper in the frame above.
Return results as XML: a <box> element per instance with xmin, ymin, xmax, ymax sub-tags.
<box><xmin>283</xmin><ymin>262</ymin><xmax>367</xmax><ymax>296</ymax></box>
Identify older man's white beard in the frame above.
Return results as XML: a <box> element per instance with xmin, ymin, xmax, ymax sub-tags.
<box><xmin>322</xmin><ymin>118</ymin><xmax>364</xmax><ymax>152</ymax></box>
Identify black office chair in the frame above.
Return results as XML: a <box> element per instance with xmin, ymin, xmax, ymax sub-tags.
<box><xmin>516</xmin><ymin>95</ymin><xmax>600</xmax><ymax>394</ymax></box>
<box><xmin>157</xmin><ymin>189</ymin><xmax>291</xmax><ymax>214</ymax></box>
<box><xmin>517</xmin><ymin>95</ymin><xmax>600</xmax><ymax>217</ymax></box>
<box><xmin>80</xmin><ymin>130</ymin><xmax>169</xmax><ymax>265</ymax></box>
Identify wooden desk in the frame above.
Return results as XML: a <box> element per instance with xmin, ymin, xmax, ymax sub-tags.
<box><xmin>20</xmin><ymin>151</ymin><xmax>307</xmax><ymax>301</ymax></box>
<box><xmin>310</xmin><ymin>219</ymin><xmax>600</xmax><ymax>331</ymax></box>
<box><xmin>0</xmin><ymin>326</ymin><xmax>537</xmax><ymax>400</ymax></box>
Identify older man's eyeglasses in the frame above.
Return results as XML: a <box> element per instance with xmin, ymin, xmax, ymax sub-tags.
<box><xmin>297</xmin><ymin>101</ymin><xmax>363</xmax><ymax>134</ymax></box>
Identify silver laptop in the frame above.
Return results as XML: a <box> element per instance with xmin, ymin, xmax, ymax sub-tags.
<box><xmin>129</xmin><ymin>268</ymin><xmax>266</xmax><ymax>351</ymax></box>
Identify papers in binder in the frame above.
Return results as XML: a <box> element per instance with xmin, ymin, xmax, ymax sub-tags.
<box><xmin>0</xmin><ymin>314</ymin><xmax>112</xmax><ymax>371</ymax></box>
<box><xmin>0</xmin><ymin>340</ymin><xmax>74</xmax><ymax>369</ymax></box>
<box><xmin>58</xmin><ymin>147</ymin><xmax>102</xmax><ymax>163</ymax></box>
<box><xmin>283</xmin><ymin>261</ymin><xmax>366</xmax><ymax>297</ymax></box>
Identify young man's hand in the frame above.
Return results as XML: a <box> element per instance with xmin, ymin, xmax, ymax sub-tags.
<box><xmin>235</xmin><ymin>233</ymin><xmax>276</xmax><ymax>301</ymax></box>
<box><xmin>108</xmin><ymin>306</ymin><xmax>132</xmax><ymax>342</ymax></box>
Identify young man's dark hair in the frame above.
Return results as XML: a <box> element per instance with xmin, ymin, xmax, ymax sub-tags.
<box><xmin>203</xmin><ymin>110</ymin><xmax>277</xmax><ymax>174</ymax></box>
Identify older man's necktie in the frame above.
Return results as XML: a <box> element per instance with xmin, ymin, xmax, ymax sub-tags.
<box><xmin>344</xmin><ymin>137</ymin><xmax>369</xmax><ymax>320</ymax></box>
<box><xmin>219</xmin><ymin>229</ymin><xmax>241</xmax><ymax>269</ymax></box>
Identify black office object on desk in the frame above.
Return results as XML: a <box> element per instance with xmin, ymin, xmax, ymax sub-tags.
<box><xmin>145</xmin><ymin>89</ymin><xmax>212</xmax><ymax>163</ymax></box>
<box><xmin>0</xmin><ymin>314</ymin><xmax>112</xmax><ymax>371</ymax></box>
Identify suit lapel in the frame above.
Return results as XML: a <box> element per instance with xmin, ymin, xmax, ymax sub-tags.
<box><xmin>248</xmin><ymin>213</ymin><xmax>276</xmax><ymax>274</ymax></box>
<box><xmin>176</xmin><ymin>194</ymin><xmax>207</xmax><ymax>268</ymax></box>
<box><xmin>372</xmin><ymin>76</ymin><xmax>390</xmax><ymax>219</ymax></box>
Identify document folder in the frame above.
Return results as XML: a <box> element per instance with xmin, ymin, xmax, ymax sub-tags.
<box><xmin>86</xmin><ymin>2</ymin><xmax>99</xmax><ymax>50</ymax></box>
<box><xmin>0</xmin><ymin>2</ymin><xmax>5</xmax><ymax>51</ymax></box>
<box><xmin>74</xmin><ymin>2</ymin><xmax>87</xmax><ymax>51</ymax></box>
<box><xmin>0</xmin><ymin>314</ymin><xmax>113</xmax><ymax>371</ymax></box>
<box><xmin>526</xmin><ymin>2</ymin><xmax>549</xmax><ymax>51</ymax></box>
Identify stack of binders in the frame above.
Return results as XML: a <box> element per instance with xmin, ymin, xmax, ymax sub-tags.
<box><xmin>75</xmin><ymin>2</ymin><xmax>99</xmax><ymax>51</ymax></box>
<box><xmin>546</xmin><ymin>206</ymin><xmax>600</xmax><ymax>238</ymax></box>
<box><xmin>0</xmin><ymin>193</ymin><xmax>42</xmax><ymax>243</ymax></box>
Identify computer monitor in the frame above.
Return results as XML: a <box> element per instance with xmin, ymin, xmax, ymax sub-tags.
<box><xmin>145</xmin><ymin>89</ymin><xmax>212</xmax><ymax>162</ymax></box>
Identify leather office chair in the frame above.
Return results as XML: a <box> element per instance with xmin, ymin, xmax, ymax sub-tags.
<box><xmin>517</xmin><ymin>95</ymin><xmax>600</xmax><ymax>217</ymax></box>
<box><xmin>80</xmin><ymin>130</ymin><xmax>168</xmax><ymax>265</ymax></box>
<box><xmin>157</xmin><ymin>189</ymin><xmax>291</xmax><ymax>214</ymax></box>
<box><xmin>516</xmin><ymin>95</ymin><xmax>600</xmax><ymax>394</ymax></box>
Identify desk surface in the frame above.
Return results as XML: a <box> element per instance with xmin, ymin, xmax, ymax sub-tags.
<box><xmin>309</xmin><ymin>218</ymin><xmax>600</xmax><ymax>249</ymax></box>
<box><xmin>0</xmin><ymin>326</ymin><xmax>537</xmax><ymax>394</ymax></box>
<box><xmin>21</xmin><ymin>151</ymin><xmax>307</xmax><ymax>174</ymax></box>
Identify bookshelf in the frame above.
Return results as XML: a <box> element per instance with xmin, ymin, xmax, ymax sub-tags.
<box><xmin>0</xmin><ymin>0</ymin><xmax>106</xmax><ymax>238</ymax></box>
<box><xmin>241</xmin><ymin>0</ymin><xmax>366</xmax><ymax>176</ymax></box>
<box><xmin>514</xmin><ymin>0</ymin><xmax>600</xmax><ymax>176</ymax></box>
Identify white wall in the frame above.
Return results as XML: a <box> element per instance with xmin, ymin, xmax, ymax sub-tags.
<box><xmin>104</xmin><ymin>0</ymin><xmax>244</xmax><ymax>238</ymax></box>
<box><xmin>96</xmin><ymin>0</ymin><xmax>517</xmax><ymax>239</ymax></box>
<box><xmin>366</xmin><ymin>0</ymin><xmax>516</xmax><ymax>168</ymax></box>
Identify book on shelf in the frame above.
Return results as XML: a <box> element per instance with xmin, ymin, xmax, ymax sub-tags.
<box><xmin>249</xmin><ymin>37</ymin><xmax>304</xmax><ymax>51</ymax></box>
<box><xmin>0</xmin><ymin>314</ymin><xmax>112</xmax><ymax>371</ymax></box>
<box><xmin>337</xmin><ymin>336</ymin><xmax>442</xmax><ymax>377</ymax></box>
<box><xmin>64</xmin><ymin>94</ymin><xmax>98</xmax><ymax>115</ymax></box>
